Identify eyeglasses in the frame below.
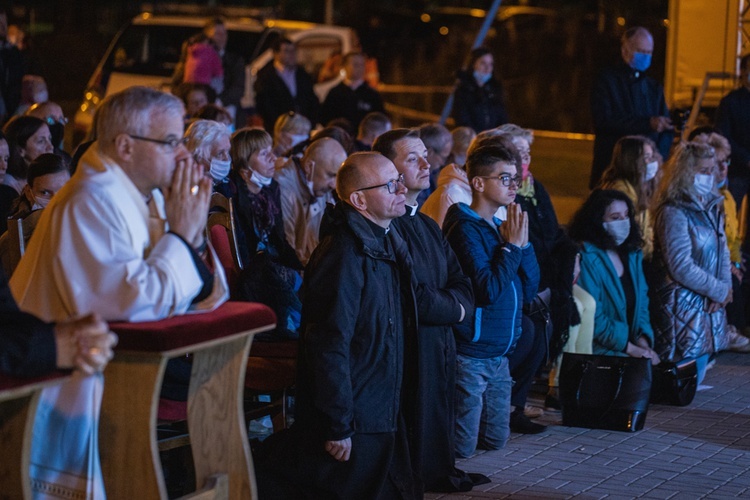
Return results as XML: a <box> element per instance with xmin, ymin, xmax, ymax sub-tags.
<box><xmin>45</xmin><ymin>116</ymin><xmax>68</xmax><ymax>126</ymax></box>
<box><xmin>129</xmin><ymin>134</ymin><xmax>189</xmax><ymax>151</ymax></box>
<box><xmin>357</xmin><ymin>173</ymin><xmax>405</xmax><ymax>194</ymax></box>
<box><xmin>718</xmin><ymin>158</ymin><xmax>731</xmax><ymax>167</ymax></box>
<box><xmin>480</xmin><ymin>173</ymin><xmax>522</xmax><ymax>187</ymax></box>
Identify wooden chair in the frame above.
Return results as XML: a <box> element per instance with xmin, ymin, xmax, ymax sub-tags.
<box><xmin>0</xmin><ymin>371</ymin><xmax>70</xmax><ymax>498</ymax></box>
<box><xmin>101</xmin><ymin>302</ymin><xmax>276</xmax><ymax>500</ymax></box>
<box><xmin>205</xmin><ymin>193</ymin><xmax>297</xmax><ymax>432</ymax></box>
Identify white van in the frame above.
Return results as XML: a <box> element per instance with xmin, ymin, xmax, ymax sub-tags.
<box><xmin>74</xmin><ymin>10</ymin><xmax>356</xmax><ymax>135</ymax></box>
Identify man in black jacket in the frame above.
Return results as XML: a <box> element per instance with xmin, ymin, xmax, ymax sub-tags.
<box><xmin>321</xmin><ymin>51</ymin><xmax>384</xmax><ymax>131</ymax></box>
<box><xmin>374</xmin><ymin>129</ymin><xmax>486</xmax><ymax>493</ymax></box>
<box><xmin>590</xmin><ymin>26</ymin><xmax>673</xmax><ymax>188</ymax></box>
<box><xmin>254</xmin><ymin>37</ymin><xmax>320</xmax><ymax>132</ymax></box>
<box><xmin>257</xmin><ymin>152</ymin><xmax>418</xmax><ymax>499</ymax></box>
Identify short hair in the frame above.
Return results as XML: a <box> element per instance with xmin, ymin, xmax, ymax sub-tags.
<box><xmin>97</xmin><ymin>86</ymin><xmax>184</xmax><ymax>145</ymax></box>
<box><xmin>466</xmin><ymin>142</ymin><xmax>517</xmax><ymax>181</ymax></box>
<box><xmin>655</xmin><ymin>142</ymin><xmax>716</xmax><ymax>206</ymax></box>
<box><xmin>495</xmin><ymin>123</ymin><xmax>533</xmax><ymax>144</ymax></box>
<box><xmin>311</xmin><ymin>125</ymin><xmax>354</xmax><ymax>154</ymax></box>
<box><xmin>342</xmin><ymin>51</ymin><xmax>364</xmax><ymax>66</ymax></box>
<box><xmin>27</xmin><ymin>153</ymin><xmax>70</xmax><ymax>188</ymax></box>
<box><xmin>272</xmin><ymin>36</ymin><xmax>293</xmax><ymax>53</ymax></box>
<box><xmin>418</xmin><ymin>123</ymin><xmax>451</xmax><ymax>152</ymax></box>
<box><xmin>451</xmin><ymin>126</ymin><xmax>476</xmax><ymax>153</ymax></box>
<box><xmin>195</xmin><ymin>103</ymin><xmax>232</xmax><ymax>124</ymax></box>
<box><xmin>274</xmin><ymin>111</ymin><xmax>311</xmax><ymax>138</ymax></box>
<box><xmin>3</xmin><ymin>115</ymin><xmax>48</xmax><ymax>178</ymax></box>
<box><xmin>692</xmin><ymin>132</ymin><xmax>730</xmax><ymax>160</ymax></box>
<box><xmin>358</xmin><ymin>112</ymin><xmax>391</xmax><ymax>139</ymax></box>
<box><xmin>336</xmin><ymin>152</ymin><xmax>381</xmax><ymax>200</ymax></box>
<box><xmin>175</xmin><ymin>82</ymin><xmax>216</xmax><ymax>110</ymax></box>
<box><xmin>468</xmin><ymin>46</ymin><xmax>492</xmax><ymax>69</ymax></box>
<box><xmin>372</xmin><ymin>128</ymin><xmax>419</xmax><ymax>161</ymax></box>
<box><xmin>230</xmin><ymin>127</ymin><xmax>272</xmax><ymax>172</ymax></box>
<box><xmin>185</xmin><ymin>119</ymin><xmax>231</xmax><ymax>163</ymax></box>
<box><xmin>569</xmin><ymin>189</ymin><xmax>643</xmax><ymax>252</ymax></box>
<box><xmin>466</xmin><ymin>133</ymin><xmax>521</xmax><ymax>174</ymax></box>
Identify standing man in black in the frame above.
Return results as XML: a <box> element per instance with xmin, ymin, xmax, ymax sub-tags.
<box><xmin>254</xmin><ymin>37</ymin><xmax>320</xmax><ymax>132</ymax></box>
<box><xmin>321</xmin><ymin>51</ymin><xmax>385</xmax><ymax>131</ymax></box>
<box><xmin>374</xmin><ymin>129</ymin><xmax>485</xmax><ymax>493</ymax></box>
<box><xmin>590</xmin><ymin>26</ymin><xmax>673</xmax><ymax>188</ymax></box>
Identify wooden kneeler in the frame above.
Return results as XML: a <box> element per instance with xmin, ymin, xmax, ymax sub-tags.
<box><xmin>102</xmin><ymin>302</ymin><xmax>276</xmax><ymax>500</ymax></box>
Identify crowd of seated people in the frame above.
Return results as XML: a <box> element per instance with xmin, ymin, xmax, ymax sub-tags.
<box><xmin>5</xmin><ymin>30</ymin><xmax>750</xmax><ymax>500</ymax></box>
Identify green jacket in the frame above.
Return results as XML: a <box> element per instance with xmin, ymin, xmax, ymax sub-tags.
<box><xmin>578</xmin><ymin>242</ymin><xmax>654</xmax><ymax>356</ymax></box>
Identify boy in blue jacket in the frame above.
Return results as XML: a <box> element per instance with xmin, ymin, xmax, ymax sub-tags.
<box><xmin>443</xmin><ymin>140</ymin><xmax>540</xmax><ymax>458</ymax></box>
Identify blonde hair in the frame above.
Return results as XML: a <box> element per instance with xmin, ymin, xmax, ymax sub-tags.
<box><xmin>273</xmin><ymin>112</ymin><xmax>311</xmax><ymax>139</ymax></box>
<box><xmin>230</xmin><ymin>127</ymin><xmax>272</xmax><ymax>173</ymax></box>
<box><xmin>692</xmin><ymin>132</ymin><xmax>730</xmax><ymax>160</ymax></box>
<box><xmin>654</xmin><ymin>142</ymin><xmax>715</xmax><ymax>207</ymax></box>
<box><xmin>494</xmin><ymin>123</ymin><xmax>534</xmax><ymax>144</ymax></box>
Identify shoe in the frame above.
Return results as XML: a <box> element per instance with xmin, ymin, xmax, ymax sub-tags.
<box><xmin>524</xmin><ymin>404</ymin><xmax>544</xmax><ymax>419</ymax></box>
<box><xmin>728</xmin><ymin>329</ymin><xmax>750</xmax><ymax>352</ymax></box>
<box><xmin>544</xmin><ymin>394</ymin><xmax>561</xmax><ymax>411</ymax></box>
<box><xmin>510</xmin><ymin>411</ymin><xmax>547</xmax><ymax>434</ymax></box>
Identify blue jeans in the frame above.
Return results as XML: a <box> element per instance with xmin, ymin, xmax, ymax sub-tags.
<box><xmin>454</xmin><ymin>354</ymin><xmax>512</xmax><ymax>458</ymax></box>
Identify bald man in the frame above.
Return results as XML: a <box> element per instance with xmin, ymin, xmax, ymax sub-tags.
<box><xmin>590</xmin><ymin>26</ymin><xmax>673</xmax><ymax>188</ymax></box>
<box><xmin>258</xmin><ymin>152</ymin><xmax>419</xmax><ymax>499</ymax></box>
<box><xmin>274</xmin><ymin>137</ymin><xmax>347</xmax><ymax>264</ymax></box>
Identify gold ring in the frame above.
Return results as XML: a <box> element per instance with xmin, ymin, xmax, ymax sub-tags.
<box><xmin>190</xmin><ymin>185</ymin><xmax>199</xmax><ymax>195</ymax></box>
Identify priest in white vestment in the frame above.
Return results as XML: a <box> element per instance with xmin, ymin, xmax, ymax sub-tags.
<box><xmin>9</xmin><ymin>87</ymin><xmax>227</xmax><ymax>499</ymax></box>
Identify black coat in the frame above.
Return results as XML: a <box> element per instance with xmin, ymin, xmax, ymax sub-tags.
<box><xmin>715</xmin><ymin>86</ymin><xmax>750</xmax><ymax>179</ymax></box>
<box><xmin>0</xmin><ymin>267</ymin><xmax>57</xmax><ymax>377</ymax></box>
<box><xmin>451</xmin><ymin>71</ymin><xmax>509</xmax><ymax>133</ymax></box>
<box><xmin>296</xmin><ymin>202</ymin><xmax>417</xmax><ymax>440</ymax></box>
<box><xmin>254</xmin><ymin>61</ymin><xmax>320</xmax><ymax>131</ymax></box>
<box><xmin>590</xmin><ymin>62</ymin><xmax>672</xmax><ymax>188</ymax></box>
<box><xmin>392</xmin><ymin>211</ymin><xmax>474</xmax><ymax>492</ymax></box>
<box><xmin>320</xmin><ymin>81</ymin><xmax>384</xmax><ymax>130</ymax></box>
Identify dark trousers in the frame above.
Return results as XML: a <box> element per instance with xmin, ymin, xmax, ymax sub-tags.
<box><xmin>509</xmin><ymin>315</ymin><xmax>547</xmax><ymax>409</ymax></box>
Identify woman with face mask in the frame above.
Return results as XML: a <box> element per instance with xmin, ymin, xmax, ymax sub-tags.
<box><xmin>184</xmin><ymin>119</ymin><xmax>232</xmax><ymax>187</ymax></box>
<box><xmin>600</xmin><ymin>135</ymin><xmax>660</xmax><ymax>260</ymax></box>
<box><xmin>649</xmin><ymin>143</ymin><xmax>732</xmax><ymax>384</ymax></box>
<box><xmin>451</xmin><ymin>47</ymin><xmax>509</xmax><ymax>133</ymax></box>
<box><xmin>226</xmin><ymin>128</ymin><xmax>303</xmax><ymax>338</ymax></box>
<box><xmin>568</xmin><ymin>189</ymin><xmax>658</xmax><ymax>364</ymax></box>
<box><xmin>272</xmin><ymin>111</ymin><xmax>311</xmax><ymax>160</ymax></box>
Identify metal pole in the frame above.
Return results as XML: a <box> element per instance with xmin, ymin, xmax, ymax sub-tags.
<box><xmin>439</xmin><ymin>0</ymin><xmax>504</xmax><ymax>124</ymax></box>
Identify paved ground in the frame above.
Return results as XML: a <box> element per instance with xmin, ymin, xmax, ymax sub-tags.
<box><xmin>426</xmin><ymin>352</ymin><xmax>750</xmax><ymax>499</ymax></box>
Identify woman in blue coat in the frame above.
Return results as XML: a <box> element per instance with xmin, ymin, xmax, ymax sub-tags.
<box><xmin>568</xmin><ymin>189</ymin><xmax>659</xmax><ymax>364</ymax></box>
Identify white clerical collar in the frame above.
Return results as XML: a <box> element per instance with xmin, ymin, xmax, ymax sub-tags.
<box><xmin>405</xmin><ymin>203</ymin><xmax>418</xmax><ymax>216</ymax></box>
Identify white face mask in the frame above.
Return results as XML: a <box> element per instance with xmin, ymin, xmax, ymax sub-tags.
<box><xmin>250</xmin><ymin>169</ymin><xmax>273</xmax><ymax>187</ymax></box>
<box><xmin>694</xmin><ymin>174</ymin><xmax>714</xmax><ymax>196</ymax></box>
<box><xmin>602</xmin><ymin>218</ymin><xmax>631</xmax><ymax>247</ymax></box>
<box><xmin>645</xmin><ymin>161</ymin><xmax>659</xmax><ymax>181</ymax></box>
<box><xmin>290</xmin><ymin>134</ymin><xmax>308</xmax><ymax>148</ymax></box>
<box><xmin>209</xmin><ymin>158</ymin><xmax>231</xmax><ymax>181</ymax></box>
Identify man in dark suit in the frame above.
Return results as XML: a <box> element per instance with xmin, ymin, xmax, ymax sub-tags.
<box><xmin>254</xmin><ymin>37</ymin><xmax>320</xmax><ymax>132</ymax></box>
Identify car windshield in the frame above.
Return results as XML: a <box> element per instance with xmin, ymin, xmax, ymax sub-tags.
<box><xmin>105</xmin><ymin>24</ymin><xmax>263</xmax><ymax>76</ymax></box>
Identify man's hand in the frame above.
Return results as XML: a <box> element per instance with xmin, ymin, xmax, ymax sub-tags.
<box><xmin>55</xmin><ymin>314</ymin><xmax>118</xmax><ymax>375</ymax></box>
<box><xmin>649</xmin><ymin>116</ymin><xmax>674</xmax><ymax>133</ymax></box>
<box><xmin>325</xmin><ymin>438</ymin><xmax>352</xmax><ymax>462</ymax></box>
<box><xmin>165</xmin><ymin>159</ymin><xmax>212</xmax><ymax>248</ymax></box>
<box><xmin>500</xmin><ymin>203</ymin><xmax>527</xmax><ymax>247</ymax></box>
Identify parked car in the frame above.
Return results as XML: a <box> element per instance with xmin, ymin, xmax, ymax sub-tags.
<box><xmin>74</xmin><ymin>10</ymin><xmax>355</xmax><ymax>137</ymax></box>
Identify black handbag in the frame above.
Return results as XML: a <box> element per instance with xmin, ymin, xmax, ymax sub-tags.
<box><xmin>524</xmin><ymin>288</ymin><xmax>552</xmax><ymax>363</ymax></box>
<box><xmin>650</xmin><ymin>358</ymin><xmax>697</xmax><ymax>406</ymax></box>
<box><xmin>560</xmin><ymin>353</ymin><xmax>652</xmax><ymax>432</ymax></box>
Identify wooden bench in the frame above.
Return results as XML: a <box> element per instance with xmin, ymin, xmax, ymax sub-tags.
<box><xmin>102</xmin><ymin>301</ymin><xmax>276</xmax><ymax>500</ymax></box>
<box><xmin>0</xmin><ymin>370</ymin><xmax>71</xmax><ymax>499</ymax></box>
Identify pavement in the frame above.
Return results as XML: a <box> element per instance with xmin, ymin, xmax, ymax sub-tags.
<box><xmin>426</xmin><ymin>351</ymin><xmax>750</xmax><ymax>499</ymax></box>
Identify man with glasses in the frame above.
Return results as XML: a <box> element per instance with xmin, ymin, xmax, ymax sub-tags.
<box><xmin>443</xmin><ymin>141</ymin><xmax>540</xmax><ymax>459</ymax></box>
<box><xmin>258</xmin><ymin>152</ymin><xmax>418</xmax><ymax>499</ymax></box>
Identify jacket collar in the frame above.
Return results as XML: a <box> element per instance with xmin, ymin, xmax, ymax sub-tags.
<box><xmin>328</xmin><ymin>202</ymin><xmax>395</xmax><ymax>260</ymax></box>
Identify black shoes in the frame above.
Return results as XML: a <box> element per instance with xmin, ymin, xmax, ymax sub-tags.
<box><xmin>510</xmin><ymin>410</ymin><xmax>547</xmax><ymax>434</ymax></box>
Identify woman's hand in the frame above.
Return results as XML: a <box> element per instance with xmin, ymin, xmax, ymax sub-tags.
<box><xmin>625</xmin><ymin>341</ymin><xmax>660</xmax><ymax>366</ymax></box>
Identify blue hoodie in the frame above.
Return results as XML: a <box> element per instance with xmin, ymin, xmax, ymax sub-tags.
<box><xmin>443</xmin><ymin>203</ymin><xmax>540</xmax><ymax>359</ymax></box>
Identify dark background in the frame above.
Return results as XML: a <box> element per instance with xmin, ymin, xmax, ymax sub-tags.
<box><xmin>9</xmin><ymin>0</ymin><xmax>669</xmax><ymax>134</ymax></box>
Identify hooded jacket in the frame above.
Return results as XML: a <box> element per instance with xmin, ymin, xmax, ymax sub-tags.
<box><xmin>420</xmin><ymin>164</ymin><xmax>472</xmax><ymax>228</ymax></box>
<box><xmin>443</xmin><ymin>203</ymin><xmax>539</xmax><ymax>359</ymax></box>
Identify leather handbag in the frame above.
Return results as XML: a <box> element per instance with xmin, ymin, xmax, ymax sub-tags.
<box><xmin>524</xmin><ymin>287</ymin><xmax>553</xmax><ymax>363</ymax></box>
<box><xmin>650</xmin><ymin>358</ymin><xmax>697</xmax><ymax>406</ymax></box>
<box><xmin>560</xmin><ymin>353</ymin><xmax>652</xmax><ymax>432</ymax></box>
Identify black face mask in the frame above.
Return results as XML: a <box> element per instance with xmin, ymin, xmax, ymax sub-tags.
<box><xmin>48</xmin><ymin>122</ymin><xmax>64</xmax><ymax>150</ymax></box>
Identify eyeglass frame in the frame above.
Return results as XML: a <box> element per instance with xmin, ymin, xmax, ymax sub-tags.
<box><xmin>356</xmin><ymin>173</ymin><xmax>405</xmax><ymax>194</ymax></box>
<box><xmin>45</xmin><ymin>116</ymin><xmax>68</xmax><ymax>126</ymax></box>
<box><xmin>478</xmin><ymin>173</ymin><xmax>523</xmax><ymax>187</ymax></box>
<box><xmin>128</xmin><ymin>134</ymin><xmax>189</xmax><ymax>151</ymax></box>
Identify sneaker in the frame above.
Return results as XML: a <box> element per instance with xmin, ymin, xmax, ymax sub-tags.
<box><xmin>509</xmin><ymin>411</ymin><xmax>547</xmax><ymax>434</ymax></box>
<box><xmin>524</xmin><ymin>404</ymin><xmax>544</xmax><ymax>419</ymax></box>
<box><xmin>728</xmin><ymin>329</ymin><xmax>750</xmax><ymax>352</ymax></box>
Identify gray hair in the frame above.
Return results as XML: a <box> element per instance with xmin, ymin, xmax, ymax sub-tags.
<box><xmin>97</xmin><ymin>86</ymin><xmax>185</xmax><ymax>144</ymax></box>
<box><xmin>184</xmin><ymin>119</ymin><xmax>231</xmax><ymax>162</ymax></box>
<box><xmin>495</xmin><ymin>123</ymin><xmax>534</xmax><ymax>144</ymax></box>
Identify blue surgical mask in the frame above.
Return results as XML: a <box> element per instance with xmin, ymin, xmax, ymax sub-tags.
<box><xmin>473</xmin><ymin>71</ymin><xmax>491</xmax><ymax>86</ymax></box>
<box><xmin>693</xmin><ymin>174</ymin><xmax>714</xmax><ymax>196</ymax></box>
<box><xmin>602</xmin><ymin>219</ymin><xmax>631</xmax><ymax>247</ymax></box>
<box><xmin>631</xmin><ymin>52</ymin><xmax>652</xmax><ymax>72</ymax></box>
<box><xmin>290</xmin><ymin>134</ymin><xmax>308</xmax><ymax>148</ymax></box>
<box><xmin>209</xmin><ymin>158</ymin><xmax>231</xmax><ymax>182</ymax></box>
<box><xmin>250</xmin><ymin>170</ymin><xmax>273</xmax><ymax>188</ymax></box>
<box><xmin>645</xmin><ymin>161</ymin><xmax>659</xmax><ymax>181</ymax></box>
<box><xmin>717</xmin><ymin>178</ymin><xmax>727</xmax><ymax>189</ymax></box>
<box><xmin>225</xmin><ymin>123</ymin><xmax>235</xmax><ymax>135</ymax></box>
